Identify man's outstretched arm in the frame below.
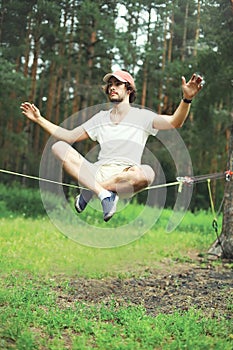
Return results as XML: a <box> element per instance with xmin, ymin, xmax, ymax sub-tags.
<box><xmin>20</xmin><ymin>102</ymin><xmax>89</xmax><ymax>144</ymax></box>
<box><xmin>152</xmin><ymin>73</ymin><xmax>204</xmax><ymax>130</ymax></box>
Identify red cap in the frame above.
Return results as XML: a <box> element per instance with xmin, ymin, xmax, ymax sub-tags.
<box><xmin>103</xmin><ymin>70</ymin><xmax>135</xmax><ymax>89</ymax></box>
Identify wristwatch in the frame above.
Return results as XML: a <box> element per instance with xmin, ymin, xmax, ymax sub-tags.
<box><xmin>182</xmin><ymin>98</ymin><xmax>192</xmax><ymax>104</ymax></box>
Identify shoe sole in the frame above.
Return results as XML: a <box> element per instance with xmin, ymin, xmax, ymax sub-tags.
<box><xmin>103</xmin><ymin>195</ymin><xmax>119</xmax><ymax>222</ymax></box>
<box><xmin>75</xmin><ymin>196</ymin><xmax>85</xmax><ymax>213</ymax></box>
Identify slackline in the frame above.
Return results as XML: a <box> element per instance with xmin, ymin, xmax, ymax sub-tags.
<box><xmin>0</xmin><ymin>168</ymin><xmax>231</xmax><ymax>192</ymax></box>
<box><xmin>0</xmin><ymin>168</ymin><xmax>180</xmax><ymax>191</ymax></box>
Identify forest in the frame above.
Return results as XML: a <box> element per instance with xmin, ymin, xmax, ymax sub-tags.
<box><xmin>1</xmin><ymin>3</ymin><xmax>233</xmax><ymax>347</ymax></box>
<box><xmin>0</xmin><ymin>0</ymin><xmax>232</xmax><ymax>210</ymax></box>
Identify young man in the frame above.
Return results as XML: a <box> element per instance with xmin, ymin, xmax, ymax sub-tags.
<box><xmin>20</xmin><ymin>70</ymin><xmax>203</xmax><ymax>221</ymax></box>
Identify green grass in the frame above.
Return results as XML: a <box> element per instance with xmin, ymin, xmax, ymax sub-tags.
<box><xmin>0</xmin><ymin>184</ymin><xmax>232</xmax><ymax>349</ymax></box>
<box><xmin>0</xmin><ymin>273</ymin><xmax>232</xmax><ymax>350</ymax></box>
<box><xmin>0</xmin><ymin>210</ymin><xmax>217</xmax><ymax>277</ymax></box>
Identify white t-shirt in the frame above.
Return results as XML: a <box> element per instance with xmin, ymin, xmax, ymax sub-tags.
<box><xmin>82</xmin><ymin>107</ymin><xmax>158</xmax><ymax>166</ymax></box>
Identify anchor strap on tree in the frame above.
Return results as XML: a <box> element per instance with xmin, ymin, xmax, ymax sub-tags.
<box><xmin>207</xmin><ymin>178</ymin><xmax>225</xmax><ymax>255</ymax></box>
<box><xmin>176</xmin><ymin>170</ymin><xmax>233</xmax><ymax>185</ymax></box>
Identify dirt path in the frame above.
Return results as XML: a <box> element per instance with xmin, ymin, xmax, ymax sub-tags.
<box><xmin>56</xmin><ymin>258</ymin><xmax>233</xmax><ymax>319</ymax></box>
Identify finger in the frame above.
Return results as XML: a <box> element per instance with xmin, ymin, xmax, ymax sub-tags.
<box><xmin>31</xmin><ymin>104</ymin><xmax>39</xmax><ymax>112</ymax></box>
<box><xmin>200</xmin><ymin>79</ymin><xmax>205</xmax><ymax>87</ymax></box>
<box><xmin>20</xmin><ymin>109</ymin><xmax>28</xmax><ymax>115</ymax></box>
<box><xmin>20</xmin><ymin>104</ymin><xmax>28</xmax><ymax>111</ymax></box>
<box><xmin>20</xmin><ymin>102</ymin><xmax>31</xmax><ymax>109</ymax></box>
<box><xmin>191</xmin><ymin>73</ymin><xmax>196</xmax><ymax>81</ymax></box>
<box><xmin>21</xmin><ymin>102</ymin><xmax>31</xmax><ymax>106</ymax></box>
<box><xmin>181</xmin><ymin>76</ymin><xmax>186</xmax><ymax>86</ymax></box>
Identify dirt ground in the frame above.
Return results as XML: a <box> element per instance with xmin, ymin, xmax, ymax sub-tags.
<box><xmin>56</xmin><ymin>256</ymin><xmax>233</xmax><ymax>320</ymax></box>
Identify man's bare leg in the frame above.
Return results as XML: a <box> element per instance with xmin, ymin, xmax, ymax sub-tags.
<box><xmin>51</xmin><ymin>141</ymin><xmax>104</xmax><ymax>194</ymax></box>
<box><xmin>100</xmin><ymin>165</ymin><xmax>155</xmax><ymax>196</ymax></box>
<box><xmin>52</xmin><ymin>141</ymin><xmax>154</xmax><ymax>194</ymax></box>
<box><xmin>52</xmin><ymin>141</ymin><xmax>119</xmax><ymax>221</ymax></box>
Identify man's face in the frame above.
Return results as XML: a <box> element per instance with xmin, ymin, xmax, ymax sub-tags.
<box><xmin>107</xmin><ymin>77</ymin><xmax>128</xmax><ymax>103</ymax></box>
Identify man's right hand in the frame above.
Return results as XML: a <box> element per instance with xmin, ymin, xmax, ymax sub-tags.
<box><xmin>20</xmin><ymin>101</ymin><xmax>89</xmax><ymax>144</ymax></box>
<box><xmin>20</xmin><ymin>102</ymin><xmax>41</xmax><ymax>122</ymax></box>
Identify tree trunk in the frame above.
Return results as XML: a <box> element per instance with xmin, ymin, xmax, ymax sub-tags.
<box><xmin>164</xmin><ymin>7</ymin><xmax>174</xmax><ymax>114</ymax></box>
<box><xmin>81</xmin><ymin>28</ymin><xmax>96</xmax><ymax>110</ymax></box>
<box><xmin>157</xmin><ymin>15</ymin><xmax>167</xmax><ymax>114</ymax></box>
<box><xmin>39</xmin><ymin>61</ymin><xmax>58</xmax><ymax>151</ymax></box>
<box><xmin>181</xmin><ymin>0</ymin><xmax>189</xmax><ymax>62</ymax></box>
<box><xmin>141</xmin><ymin>64</ymin><xmax>148</xmax><ymax>108</ymax></box>
<box><xmin>140</xmin><ymin>3</ymin><xmax>152</xmax><ymax>107</ymax></box>
<box><xmin>193</xmin><ymin>0</ymin><xmax>201</xmax><ymax>57</ymax></box>
<box><xmin>208</xmin><ymin>118</ymin><xmax>233</xmax><ymax>259</ymax></box>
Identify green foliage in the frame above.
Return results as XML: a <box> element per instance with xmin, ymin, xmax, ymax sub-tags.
<box><xmin>0</xmin><ymin>57</ymin><xmax>30</xmax><ymax>172</ymax></box>
<box><xmin>0</xmin><ymin>57</ymin><xmax>28</xmax><ymax>95</ymax></box>
<box><xmin>0</xmin><ymin>183</ymin><xmax>219</xmax><ymax>234</ymax></box>
<box><xmin>0</xmin><ymin>183</ymin><xmax>64</xmax><ymax>218</ymax></box>
<box><xmin>0</xmin><ymin>0</ymin><xmax>232</xmax><ymax>212</ymax></box>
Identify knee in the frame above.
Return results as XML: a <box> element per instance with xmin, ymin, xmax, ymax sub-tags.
<box><xmin>127</xmin><ymin>165</ymin><xmax>154</xmax><ymax>189</ymax></box>
<box><xmin>141</xmin><ymin>165</ymin><xmax>155</xmax><ymax>185</ymax></box>
<box><xmin>51</xmin><ymin>141</ymin><xmax>70</xmax><ymax>162</ymax></box>
<box><xmin>52</xmin><ymin>141</ymin><xmax>83</xmax><ymax>168</ymax></box>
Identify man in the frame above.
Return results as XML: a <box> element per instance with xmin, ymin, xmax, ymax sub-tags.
<box><xmin>20</xmin><ymin>70</ymin><xmax>203</xmax><ymax>221</ymax></box>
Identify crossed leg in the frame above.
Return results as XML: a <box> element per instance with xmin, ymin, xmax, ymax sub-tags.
<box><xmin>52</xmin><ymin>141</ymin><xmax>104</xmax><ymax>195</ymax></box>
<box><xmin>100</xmin><ymin>165</ymin><xmax>155</xmax><ymax>196</ymax></box>
<box><xmin>51</xmin><ymin>141</ymin><xmax>155</xmax><ymax>195</ymax></box>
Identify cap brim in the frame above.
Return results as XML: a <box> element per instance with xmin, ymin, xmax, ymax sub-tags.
<box><xmin>103</xmin><ymin>73</ymin><xmax>127</xmax><ymax>83</ymax></box>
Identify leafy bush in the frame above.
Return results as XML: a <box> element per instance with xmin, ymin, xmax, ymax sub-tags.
<box><xmin>0</xmin><ymin>183</ymin><xmax>157</xmax><ymax>226</ymax></box>
<box><xmin>0</xmin><ymin>183</ymin><xmax>63</xmax><ymax>218</ymax></box>
<box><xmin>0</xmin><ymin>184</ymin><xmax>218</xmax><ymax>235</ymax></box>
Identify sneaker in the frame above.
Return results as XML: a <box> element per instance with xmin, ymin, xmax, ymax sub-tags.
<box><xmin>75</xmin><ymin>189</ymin><xmax>93</xmax><ymax>213</ymax></box>
<box><xmin>101</xmin><ymin>192</ymin><xmax>119</xmax><ymax>222</ymax></box>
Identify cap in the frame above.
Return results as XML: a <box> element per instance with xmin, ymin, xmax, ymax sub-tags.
<box><xmin>103</xmin><ymin>70</ymin><xmax>135</xmax><ymax>89</ymax></box>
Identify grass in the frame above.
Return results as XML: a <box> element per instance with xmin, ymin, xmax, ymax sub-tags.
<box><xmin>0</xmin><ymin>185</ymin><xmax>232</xmax><ymax>349</ymax></box>
<box><xmin>0</xmin><ymin>210</ymin><xmax>217</xmax><ymax>277</ymax></box>
<box><xmin>1</xmin><ymin>273</ymin><xmax>232</xmax><ymax>350</ymax></box>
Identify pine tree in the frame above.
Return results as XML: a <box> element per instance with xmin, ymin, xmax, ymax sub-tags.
<box><xmin>206</xmin><ymin>0</ymin><xmax>233</xmax><ymax>258</ymax></box>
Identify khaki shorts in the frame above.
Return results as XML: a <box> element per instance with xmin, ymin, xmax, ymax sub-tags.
<box><xmin>95</xmin><ymin>163</ymin><xmax>132</xmax><ymax>183</ymax></box>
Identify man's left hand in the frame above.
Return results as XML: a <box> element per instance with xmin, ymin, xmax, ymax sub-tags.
<box><xmin>182</xmin><ymin>73</ymin><xmax>204</xmax><ymax>100</ymax></box>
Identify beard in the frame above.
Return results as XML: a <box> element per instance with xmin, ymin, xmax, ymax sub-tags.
<box><xmin>108</xmin><ymin>95</ymin><xmax>124</xmax><ymax>103</ymax></box>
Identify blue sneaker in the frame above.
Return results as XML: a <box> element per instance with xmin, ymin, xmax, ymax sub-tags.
<box><xmin>101</xmin><ymin>192</ymin><xmax>119</xmax><ymax>222</ymax></box>
<box><xmin>75</xmin><ymin>190</ymin><xmax>93</xmax><ymax>213</ymax></box>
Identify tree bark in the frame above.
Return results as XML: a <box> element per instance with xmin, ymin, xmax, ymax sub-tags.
<box><xmin>181</xmin><ymin>0</ymin><xmax>189</xmax><ymax>62</ymax></box>
<box><xmin>208</xmin><ymin>118</ymin><xmax>233</xmax><ymax>259</ymax></box>
<box><xmin>164</xmin><ymin>7</ymin><xmax>174</xmax><ymax>114</ymax></box>
<box><xmin>157</xmin><ymin>15</ymin><xmax>167</xmax><ymax>114</ymax></box>
<box><xmin>140</xmin><ymin>3</ymin><xmax>152</xmax><ymax>107</ymax></box>
<box><xmin>193</xmin><ymin>0</ymin><xmax>201</xmax><ymax>57</ymax></box>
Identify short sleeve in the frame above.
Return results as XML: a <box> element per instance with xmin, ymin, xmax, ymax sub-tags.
<box><xmin>128</xmin><ymin>108</ymin><xmax>158</xmax><ymax>136</ymax></box>
<box><xmin>82</xmin><ymin>111</ymin><xmax>103</xmax><ymax>141</ymax></box>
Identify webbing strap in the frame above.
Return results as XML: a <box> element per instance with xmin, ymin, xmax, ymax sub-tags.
<box><xmin>0</xmin><ymin>168</ymin><xmax>180</xmax><ymax>192</ymax></box>
<box><xmin>207</xmin><ymin>178</ymin><xmax>224</xmax><ymax>254</ymax></box>
<box><xmin>0</xmin><ymin>169</ymin><xmax>86</xmax><ymax>190</ymax></box>
<box><xmin>0</xmin><ymin>168</ymin><xmax>231</xmax><ymax>192</ymax></box>
<box><xmin>207</xmin><ymin>179</ymin><xmax>217</xmax><ymax>220</ymax></box>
